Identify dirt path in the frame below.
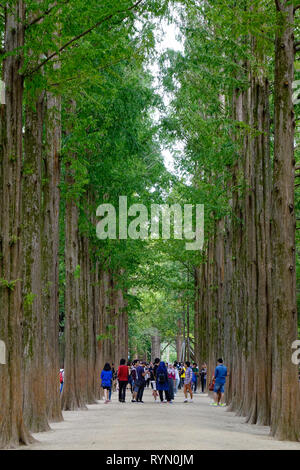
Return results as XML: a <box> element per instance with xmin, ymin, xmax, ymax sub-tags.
<box><xmin>23</xmin><ymin>388</ymin><xmax>300</xmax><ymax>450</ymax></box>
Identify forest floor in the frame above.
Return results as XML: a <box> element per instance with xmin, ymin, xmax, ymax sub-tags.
<box><xmin>22</xmin><ymin>388</ymin><xmax>300</xmax><ymax>450</ymax></box>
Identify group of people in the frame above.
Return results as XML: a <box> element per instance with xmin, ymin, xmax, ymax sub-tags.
<box><xmin>100</xmin><ymin>358</ymin><xmax>212</xmax><ymax>404</ymax></box>
<box><xmin>60</xmin><ymin>357</ymin><xmax>227</xmax><ymax>407</ymax></box>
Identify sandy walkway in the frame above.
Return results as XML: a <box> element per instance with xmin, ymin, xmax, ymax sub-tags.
<box><xmin>23</xmin><ymin>388</ymin><xmax>300</xmax><ymax>450</ymax></box>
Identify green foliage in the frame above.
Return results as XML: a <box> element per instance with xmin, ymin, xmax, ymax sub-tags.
<box><xmin>0</xmin><ymin>278</ymin><xmax>21</xmax><ymax>291</ymax></box>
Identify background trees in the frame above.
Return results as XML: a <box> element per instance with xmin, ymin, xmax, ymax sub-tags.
<box><xmin>0</xmin><ymin>0</ymin><xmax>299</xmax><ymax>448</ymax></box>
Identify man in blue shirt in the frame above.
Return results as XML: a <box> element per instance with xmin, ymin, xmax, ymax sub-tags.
<box><xmin>213</xmin><ymin>358</ymin><xmax>227</xmax><ymax>406</ymax></box>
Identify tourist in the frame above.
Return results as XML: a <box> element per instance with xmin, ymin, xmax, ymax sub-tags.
<box><xmin>200</xmin><ymin>363</ymin><xmax>207</xmax><ymax>393</ymax></box>
<box><xmin>167</xmin><ymin>363</ymin><xmax>175</xmax><ymax>401</ymax></box>
<box><xmin>131</xmin><ymin>360</ymin><xmax>139</xmax><ymax>402</ymax></box>
<box><xmin>192</xmin><ymin>362</ymin><xmax>199</xmax><ymax>393</ymax></box>
<box><xmin>117</xmin><ymin>358</ymin><xmax>129</xmax><ymax>403</ymax></box>
<box><xmin>213</xmin><ymin>358</ymin><xmax>227</xmax><ymax>406</ymax></box>
<box><xmin>127</xmin><ymin>361</ymin><xmax>132</xmax><ymax>392</ymax></box>
<box><xmin>150</xmin><ymin>361</ymin><xmax>158</xmax><ymax>402</ymax></box>
<box><xmin>183</xmin><ymin>361</ymin><xmax>193</xmax><ymax>403</ymax></box>
<box><xmin>156</xmin><ymin>361</ymin><xmax>171</xmax><ymax>403</ymax></box>
<box><xmin>174</xmin><ymin>362</ymin><xmax>180</xmax><ymax>395</ymax></box>
<box><xmin>101</xmin><ymin>363</ymin><xmax>113</xmax><ymax>404</ymax></box>
<box><xmin>145</xmin><ymin>365</ymin><xmax>151</xmax><ymax>388</ymax></box>
<box><xmin>59</xmin><ymin>368</ymin><xmax>64</xmax><ymax>394</ymax></box>
<box><xmin>151</xmin><ymin>358</ymin><xmax>160</xmax><ymax>402</ymax></box>
<box><xmin>180</xmin><ymin>363</ymin><xmax>186</xmax><ymax>389</ymax></box>
<box><xmin>132</xmin><ymin>360</ymin><xmax>145</xmax><ymax>403</ymax></box>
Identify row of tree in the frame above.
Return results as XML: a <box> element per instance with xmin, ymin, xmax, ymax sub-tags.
<box><xmin>0</xmin><ymin>0</ymin><xmax>169</xmax><ymax>448</ymax></box>
<box><xmin>162</xmin><ymin>0</ymin><xmax>300</xmax><ymax>441</ymax></box>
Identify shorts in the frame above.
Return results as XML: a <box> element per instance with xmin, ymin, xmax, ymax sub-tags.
<box><xmin>214</xmin><ymin>382</ymin><xmax>225</xmax><ymax>394</ymax></box>
<box><xmin>102</xmin><ymin>385</ymin><xmax>111</xmax><ymax>390</ymax></box>
<box><xmin>151</xmin><ymin>380</ymin><xmax>157</xmax><ymax>391</ymax></box>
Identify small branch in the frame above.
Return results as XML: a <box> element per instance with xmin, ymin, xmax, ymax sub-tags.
<box><xmin>49</xmin><ymin>53</ymin><xmax>134</xmax><ymax>87</ymax></box>
<box><xmin>24</xmin><ymin>0</ymin><xmax>144</xmax><ymax>77</ymax></box>
<box><xmin>26</xmin><ymin>1</ymin><xmax>69</xmax><ymax>29</ymax></box>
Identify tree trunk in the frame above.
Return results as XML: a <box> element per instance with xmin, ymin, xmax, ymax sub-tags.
<box><xmin>42</xmin><ymin>92</ymin><xmax>63</xmax><ymax>422</ymax></box>
<box><xmin>0</xmin><ymin>2</ymin><xmax>32</xmax><ymax>448</ymax></box>
<box><xmin>22</xmin><ymin>96</ymin><xmax>50</xmax><ymax>432</ymax></box>
<box><xmin>270</xmin><ymin>0</ymin><xmax>300</xmax><ymax>441</ymax></box>
<box><xmin>151</xmin><ymin>330</ymin><xmax>161</xmax><ymax>361</ymax></box>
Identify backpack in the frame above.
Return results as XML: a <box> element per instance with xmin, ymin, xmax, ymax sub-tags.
<box><xmin>158</xmin><ymin>373</ymin><xmax>166</xmax><ymax>384</ymax></box>
<box><xmin>131</xmin><ymin>368</ymin><xmax>137</xmax><ymax>381</ymax></box>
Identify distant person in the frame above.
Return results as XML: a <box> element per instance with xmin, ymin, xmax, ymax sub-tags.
<box><xmin>200</xmin><ymin>363</ymin><xmax>207</xmax><ymax>393</ymax></box>
<box><xmin>180</xmin><ymin>363</ymin><xmax>186</xmax><ymax>389</ymax></box>
<box><xmin>183</xmin><ymin>361</ymin><xmax>193</xmax><ymax>403</ymax></box>
<box><xmin>192</xmin><ymin>363</ymin><xmax>199</xmax><ymax>393</ymax></box>
<box><xmin>213</xmin><ymin>358</ymin><xmax>227</xmax><ymax>406</ymax></box>
<box><xmin>59</xmin><ymin>368</ymin><xmax>64</xmax><ymax>393</ymax></box>
<box><xmin>156</xmin><ymin>361</ymin><xmax>171</xmax><ymax>403</ymax></box>
<box><xmin>117</xmin><ymin>358</ymin><xmax>129</xmax><ymax>403</ymax></box>
<box><xmin>132</xmin><ymin>360</ymin><xmax>146</xmax><ymax>403</ymax></box>
<box><xmin>174</xmin><ymin>362</ymin><xmax>180</xmax><ymax>395</ymax></box>
<box><xmin>167</xmin><ymin>363</ymin><xmax>175</xmax><ymax>401</ymax></box>
<box><xmin>130</xmin><ymin>360</ymin><xmax>138</xmax><ymax>401</ymax></box>
<box><xmin>101</xmin><ymin>363</ymin><xmax>113</xmax><ymax>404</ymax></box>
<box><xmin>151</xmin><ymin>358</ymin><xmax>160</xmax><ymax>402</ymax></box>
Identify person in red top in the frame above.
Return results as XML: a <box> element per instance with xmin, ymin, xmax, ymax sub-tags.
<box><xmin>117</xmin><ymin>358</ymin><xmax>129</xmax><ymax>403</ymax></box>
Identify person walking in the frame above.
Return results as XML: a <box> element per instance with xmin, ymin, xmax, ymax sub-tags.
<box><xmin>117</xmin><ymin>358</ymin><xmax>129</xmax><ymax>403</ymax></box>
<box><xmin>192</xmin><ymin>363</ymin><xmax>199</xmax><ymax>393</ymax></box>
<box><xmin>174</xmin><ymin>363</ymin><xmax>180</xmax><ymax>395</ymax></box>
<box><xmin>151</xmin><ymin>358</ymin><xmax>160</xmax><ymax>402</ymax></box>
<box><xmin>101</xmin><ymin>363</ymin><xmax>113</xmax><ymax>404</ymax></box>
<box><xmin>212</xmin><ymin>358</ymin><xmax>227</xmax><ymax>406</ymax></box>
<box><xmin>200</xmin><ymin>363</ymin><xmax>207</xmax><ymax>393</ymax></box>
<box><xmin>134</xmin><ymin>361</ymin><xmax>146</xmax><ymax>403</ymax></box>
<box><xmin>180</xmin><ymin>363</ymin><xmax>186</xmax><ymax>389</ymax></box>
<box><xmin>183</xmin><ymin>361</ymin><xmax>193</xmax><ymax>403</ymax></box>
<box><xmin>156</xmin><ymin>361</ymin><xmax>171</xmax><ymax>403</ymax></box>
<box><xmin>167</xmin><ymin>363</ymin><xmax>175</xmax><ymax>401</ymax></box>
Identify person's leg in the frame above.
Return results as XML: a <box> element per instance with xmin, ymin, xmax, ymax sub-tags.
<box><xmin>118</xmin><ymin>382</ymin><xmax>122</xmax><ymax>402</ymax></box>
<box><xmin>183</xmin><ymin>384</ymin><xmax>188</xmax><ymax>400</ymax></box>
<box><xmin>200</xmin><ymin>376</ymin><xmax>204</xmax><ymax>392</ymax></box>
<box><xmin>194</xmin><ymin>378</ymin><xmax>197</xmax><ymax>393</ymax></box>
<box><xmin>141</xmin><ymin>384</ymin><xmax>145</xmax><ymax>401</ymax></box>
<box><xmin>137</xmin><ymin>384</ymin><xmax>144</xmax><ymax>401</ymax></box>
<box><xmin>189</xmin><ymin>383</ymin><xmax>193</xmax><ymax>399</ymax></box>
<box><xmin>159</xmin><ymin>390</ymin><xmax>164</xmax><ymax>402</ymax></box>
<box><xmin>123</xmin><ymin>381</ymin><xmax>128</xmax><ymax>401</ymax></box>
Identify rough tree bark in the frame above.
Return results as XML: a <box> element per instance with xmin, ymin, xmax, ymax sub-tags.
<box><xmin>0</xmin><ymin>1</ymin><xmax>32</xmax><ymax>448</ymax></box>
<box><xmin>22</xmin><ymin>96</ymin><xmax>50</xmax><ymax>432</ymax></box>
<box><xmin>270</xmin><ymin>0</ymin><xmax>300</xmax><ymax>441</ymax></box>
<box><xmin>42</xmin><ymin>92</ymin><xmax>63</xmax><ymax>422</ymax></box>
